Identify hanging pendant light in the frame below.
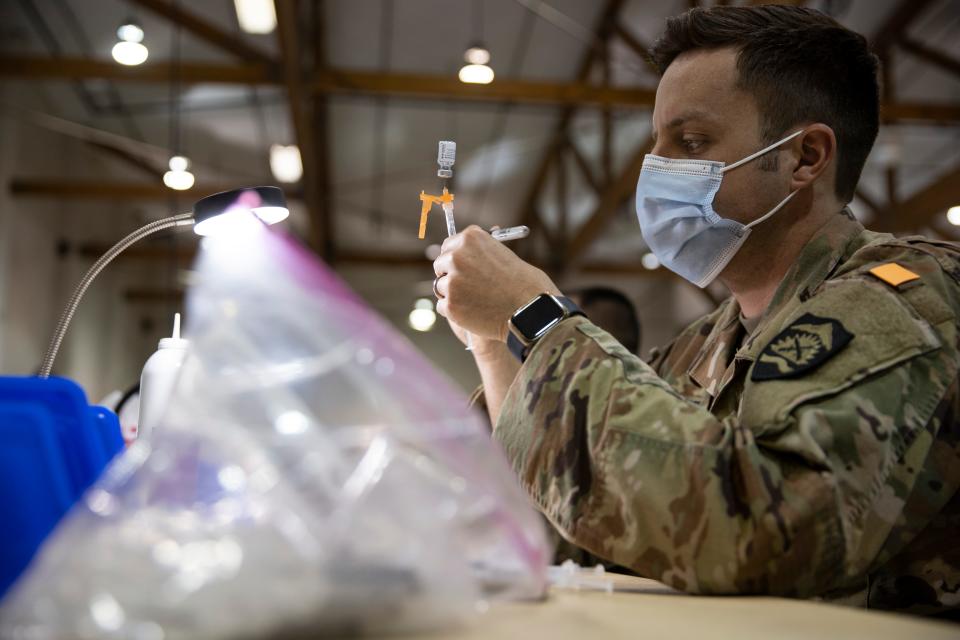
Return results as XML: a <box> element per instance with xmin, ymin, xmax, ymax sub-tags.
<box><xmin>458</xmin><ymin>0</ymin><xmax>494</xmax><ymax>84</ymax></box>
<box><xmin>234</xmin><ymin>0</ymin><xmax>277</xmax><ymax>34</ymax></box>
<box><xmin>459</xmin><ymin>43</ymin><xmax>494</xmax><ymax>84</ymax></box>
<box><xmin>269</xmin><ymin>144</ymin><xmax>303</xmax><ymax>183</ymax></box>
<box><xmin>163</xmin><ymin>155</ymin><xmax>195</xmax><ymax>191</ymax></box>
<box><xmin>163</xmin><ymin>9</ymin><xmax>195</xmax><ymax>193</ymax></box>
<box><xmin>112</xmin><ymin>20</ymin><xmax>148</xmax><ymax>66</ymax></box>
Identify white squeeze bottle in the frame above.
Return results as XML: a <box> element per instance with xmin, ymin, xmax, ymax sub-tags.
<box><xmin>137</xmin><ymin>313</ymin><xmax>188</xmax><ymax>441</ymax></box>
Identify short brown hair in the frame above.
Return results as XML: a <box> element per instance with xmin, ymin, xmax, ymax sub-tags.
<box><xmin>651</xmin><ymin>5</ymin><xmax>879</xmax><ymax>203</ymax></box>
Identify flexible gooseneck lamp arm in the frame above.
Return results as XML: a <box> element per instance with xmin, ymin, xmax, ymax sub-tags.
<box><xmin>38</xmin><ymin>212</ymin><xmax>195</xmax><ymax>378</ymax></box>
<box><xmin>37</xmin><ymin>186</ymin><xmax>289</xmax><ymax>379</ymax></box>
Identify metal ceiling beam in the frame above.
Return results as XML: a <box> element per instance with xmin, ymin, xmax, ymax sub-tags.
<box><xmin>871</xmin><ymin>0</ymin><xmax>937</xmax><ymax>53</ymax></box>
<box><xmin>8</xmin><ymin>178</ymin><xmax>295</xmax><ymax>200</ymax></box>
<box><xmin>898</xmin><ymin>37</ymin><xmax>960</xmax><ymax>80</ymax></box>
<box><xmin>86</xmin><ymin>242</ymin><xmax>676</xmax><ymax>278</ymax></box>
<box><xmin>311</xmin><ymin>0</ymin><xmax>334</xmax><ymax>262</ymax></box>
<box><xmin>879</xmin><ymin>102</ymin><xmax>960</xmax><ymax>124</ymax></box>
<box><xmin>2</xmin><ymin>56</ymin><xmax>957</xmax><ymax>122</ymax></box>
<box><xmin>746</xmin><ymin>0</ymin><xmax>806</xmax><ymax>5</ymax></box>
<box><xmin>312</xmin><ymin>68</ymin><xmax>657</xmax><ymax>109</ymax></box>
<box><xmin>565</xmin><ymin>134</ymin><xmax>654</xmax><ymax>265</ymax></box>
<box><xmin>276</xmin><ymin>0</ymin><xmax>326</xmax><ymax>256</ymax></box>
<box><xmin>512</xmin><ymin>0</ymin><xmax>626</xmax><ymax>237</ymax></box>
<box><xmin>612</xmin><ymin>21</ymin><xmax>659</xmax><ymax>75</ymax></box>
<box><xmin>85</xmin><ymin>141</ymin><xmax>163</xmax><ymax>180</ymax></box>
<box><xmin>565</xmin><ymin>135</ymin><xmax>601</xmax><ymax>195</ymax></box>
<box><xmin>874</xmin><ymin>164</ymin><xmax>960</xmax><ymax>233</ymax></box>
<box><xmin>125</xmin><ymin>0</ymin><xmax>276</xmax><ymax>66</ymax></box>
<box><xmin>0</xmin><ymin>56</ymin><xmax>277</xmax><ymax>84</ymax></box>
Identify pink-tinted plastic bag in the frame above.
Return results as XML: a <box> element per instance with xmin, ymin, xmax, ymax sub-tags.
<box><xmin>2</xmin><ymin>223</ymin><xmax>548</xmax><ymax>638</ymax></box>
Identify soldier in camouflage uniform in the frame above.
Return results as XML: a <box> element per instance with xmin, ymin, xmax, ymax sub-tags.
<box><xmin>431</xmin><ymin>5</ymin><xmax>960</xmax><ymax>618</ymax></box>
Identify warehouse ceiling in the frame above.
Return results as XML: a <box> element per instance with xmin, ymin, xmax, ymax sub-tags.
<box><xmin>0</xmin><ymin>0</ymin><xmax>959</xmax><ymax>289</ymax></box>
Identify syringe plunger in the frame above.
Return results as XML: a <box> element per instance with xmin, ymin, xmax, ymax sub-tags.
<box><xmin>437</xmin><ymin>140</ymin><xmax>456</xmax><ymax>178</ymax></box>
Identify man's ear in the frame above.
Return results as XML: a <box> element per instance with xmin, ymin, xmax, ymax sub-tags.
<box><xmin>790</xmin><ymin>124</ymin><xmax>836</xmax><ymax>192</ymax></box>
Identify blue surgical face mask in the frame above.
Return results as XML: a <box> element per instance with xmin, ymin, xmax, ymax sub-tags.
<box><xmin>635</xmin><ymin>129</ymin><xmax>804</xmax><ymax>288</ymax></box>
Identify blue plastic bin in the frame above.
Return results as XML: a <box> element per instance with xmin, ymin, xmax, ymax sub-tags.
<box><xmin>0</xmin><ymin>376</ymin><xmax>123</xmax><ymax>600</ymax></box>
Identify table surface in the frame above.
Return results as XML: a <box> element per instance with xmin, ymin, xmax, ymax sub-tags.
<box><xmin>428</xmin><ymin>572</ymin><xmax>958</xmax><ymax>640</ymax></box>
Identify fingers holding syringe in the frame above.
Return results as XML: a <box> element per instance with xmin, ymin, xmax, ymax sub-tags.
<box><xmin>433</xmin><ymin>226</ymin><xmax>558</xmax><ymax>341</ymax></box>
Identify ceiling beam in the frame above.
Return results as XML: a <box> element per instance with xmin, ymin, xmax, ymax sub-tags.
<box><xmin>276</xmin><ymin>0</ymin><xmax>326</xmax><ymax>257</ymax></box>
<box><xmin>85</xmin><ymin>141</ymin><xmax>162</xmax><ymax>180</ymax></box>
<box><xmin>874</xmin><ymin>164</ymin><xmax>960</xmax><ymax>233</ymax></box>
<box><xmin>313</xmin><ymin>68</ymin><xmax>657</xmax><ymax>109</ymax></box>
<box><xmin>854</xmin><ymin>186</ymin><xmax>884</xmax><ymax>219</ymax></box>
<box><xmin>85</xmin><ymin>242</ymin><xmax>678</xmax><ymax>279</ymax></box>
<box><xmin>513</xmin><ymin>0</ymin><xmax>626</xmax><ymax>236</ymax></box>
<box><xmin>311</xmin><ymin>0</ymin><xmax>334</xmax><ymax>262</ymax></box>
<box><xmin>746</xmin><ymin>0</ymin><xmax>806</xmax><ymax>5</ymax></box>
<box><xmin>880</xmin><ymin>101</ymin><xmax>960</xmax><ymax>125</ymax></box>
<box><xmin>612</xmin><ymin>21</ymin><xmax>659</xmax><ymax>75</ymax></box>
<box><xmin>2</xmin><ymin>56</ymin><xmax>956</xmax><ymax>123</ymax></box>
<box><xmin>0</xmin><ymin>56</ymin><xmax>276</xmax><ymax>84</ymax></box>
<box><xmin>565</xmin><ymin>135</ymin><xmax>601</xmax><ymax>195</ymax></box>
<box><xmin>565</xmin><ymin>134</ymin><xmax>654</xmax><ymax>264</ymax></box>
<box><xmin>898</xmin><ymin>37</ymin><xmax>960</xmax><ymax>80</ymax></box>
<box><xmin>871</xmin><ymin>0</ymin><xmax>937</xmax><ymax>53</ymax></box>
<box><xmin>9</xmin><ymin>178</ymin><xmax>299</xmax><ymax>201</ymax></box>
<box><xmin>125</xmin><ymin>0</ymin><xmax>276</xmax><ymax>66</ymax></box>
<box><xmin>124</xmin><ymin>288</ymin><xmax>185</xmax><ymax>303</ymax></box>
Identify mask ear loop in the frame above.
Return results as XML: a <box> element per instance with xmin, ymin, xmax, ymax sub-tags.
<box><xmin>720</xmin><ymin>129</ymin><xmax>805</xmax><ymax>174</ymax></box>
<box><xmin>744</xmin><ymin>189</ymin><xmax>798</xmax><ymax>230</ymax></box>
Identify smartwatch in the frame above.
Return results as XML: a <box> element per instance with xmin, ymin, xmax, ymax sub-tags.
<box><xmin>506</xmin><ymin>294</ymin><xmax>585</xmax><ymax>362</ymax></box>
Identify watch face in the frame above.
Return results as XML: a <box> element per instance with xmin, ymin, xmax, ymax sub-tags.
<box><xmin>513</xmin><ymin>295</ymin><xmax>564</xmax><ymax>340</ymax></box>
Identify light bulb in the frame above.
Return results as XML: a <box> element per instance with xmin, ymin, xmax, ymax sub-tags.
<box><xmin>408</xmin><ymin>307</ymin><xmax>437</xmax><ymax>332</ymax></box>
<box><xmin>117</xmin><ymin>23</ymin><xmax>144</xmax><ymax>43</ymax></box>
<box><xmin>163</xmin><ymin>157</ymin><xmax>195</xmax><ymax>191</ymax></box>
<box><xmin>269</xmin><ymin>144</ymin><xmax>303</xmax><ymax>183</ymax></box>
<box><xmin>465</xmin><ymin>46</ymin><xmax>490</xmax><ymax>65</ymax></box>
<box><xmin>458</xmin><ymin>63</ymin><xmax>495</xmax><ymax>85</ymax></box>
<box><xmin>234</xmin><ymin>0</ymin><xmax>277</xmax><ymax>34</ymax></box>
<box><xmin>641</xmin><ymin>252</ymin><xmax>660</xmax><ymax>270</ymax></box>
<box><xmin>163</xmin><ymin>170</ymin><xmax>195</xmax><ymax>191</ymax></box>
<box><xmin>112</xmin><ymin>21</ymin><xmax>148</xmax><ymax>66</ymax></box>
<box><xmin>112</xmin><ymin>41</ymin><xmax>148</xmax><ymax>66</ymax></box>
<box><xmin>424</xmin><ymin>244</ymin><xmax>442</xmax><ymax>260</ymax></box>
<box><xmin>947</xmin><ymin>206</ymin><xmax>960</xmax><ymax>226</ymax></box>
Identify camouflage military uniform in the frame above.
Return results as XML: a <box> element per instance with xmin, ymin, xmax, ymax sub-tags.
<box><xmin>494</xmin><ymin>210</ymin><xmax>960</xmax><ymax>617</ymax></box>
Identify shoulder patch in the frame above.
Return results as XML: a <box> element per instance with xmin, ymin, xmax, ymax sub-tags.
<box><xmin>868</xmin><ymin>262</ymin><xmax>920</xmax><ymax>288</ymax></box>
<box><xmin>751</xmin><ymin>313</ymin><xmax>854</xmax><ymax>381</ymax></box>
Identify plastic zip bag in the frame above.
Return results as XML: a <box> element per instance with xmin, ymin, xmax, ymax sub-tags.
<box><xmin>1</xmin><ymin>223</ymin><xmax>548</xmax><ymax>638</ymax></box>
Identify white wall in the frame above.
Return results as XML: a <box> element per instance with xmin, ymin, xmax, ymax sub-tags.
<box><xmin>0</xmin><ymin>83</ymin><xmax>170</xmax><ymax>401</ymax></box>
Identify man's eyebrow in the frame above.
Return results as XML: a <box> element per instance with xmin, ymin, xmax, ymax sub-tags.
<box><xmin>650</xmin><ymin>110</ymin><xmax>716</xmax><ymax>142</ymax></box>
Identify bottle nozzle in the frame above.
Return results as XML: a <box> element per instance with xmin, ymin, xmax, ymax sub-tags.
<box><xmin>171</xmin><ymin>313</ymin><xmax>181</xmax><ymax>340</ymax></box>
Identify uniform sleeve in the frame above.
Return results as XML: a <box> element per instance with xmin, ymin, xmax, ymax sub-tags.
<box><xmin>493</xmin><ymin>303</ymin><xmax>958</xmax><ymax>597</ymax></box>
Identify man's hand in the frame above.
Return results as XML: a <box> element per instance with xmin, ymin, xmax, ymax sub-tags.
<box><xmin>433</xmin><ymin>226</ymin><xmax>560</xmax><ymax>342</ymax></box>
<box><xmin>446</xmin><ymin>317</ymin><xmax>504</xmax><ymax>357</ymax></box>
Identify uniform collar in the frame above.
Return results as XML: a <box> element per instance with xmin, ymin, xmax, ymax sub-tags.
<box><xmin>687</xmin><ymin>209</ymin><xmax>865</xmax><ymax>395</ymax></box>
<box><xmin>741</xmin><ymin>209</ymin><xmax>865</xmax><ymax>359</ymax></box>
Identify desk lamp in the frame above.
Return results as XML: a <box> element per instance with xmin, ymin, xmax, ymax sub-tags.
<box><xmin>0</xmin><ymin>187</ymin><xmax>288</xmax><ymax>597</ymax></box>
<box><xmin>38</xmin><ymin>186</ymin><xmax>289</xmax><ymax>378</ymax></box>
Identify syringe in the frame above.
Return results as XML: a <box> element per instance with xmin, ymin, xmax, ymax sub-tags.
<box><xmin>491</xmin><ymin>225</ymin><xmax>530</xmax><ymax>242</ymax></box>
<box><xmin>436</xmin><ymin>141</ymin><xmax>474</xmax><ymax>350</ymax></box>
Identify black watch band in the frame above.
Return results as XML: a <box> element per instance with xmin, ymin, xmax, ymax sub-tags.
<box><xmin>506</xmin><ymin>331</ymin><xmax>528</xmax><ymax>363</ymax></box>
<box><xmin>506</xmin><ymin>294</ymin><xmax>585</xmax><ymax>363</ymax></box>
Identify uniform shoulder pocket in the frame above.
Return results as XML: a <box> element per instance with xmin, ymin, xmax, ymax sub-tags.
<box><xmin>740</xmin><ymin>277</ymin><xmax>943</xmax><ymax>427</ymax></box>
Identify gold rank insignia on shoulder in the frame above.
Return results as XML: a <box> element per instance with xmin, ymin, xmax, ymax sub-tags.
<box><xmin>868</xmin><ymin>262</ymin><xmax>920</xmax><ymax>288</ymax></box>
<box><xmin>751</xmin><ymin>313</ymin><xmax>854</xmax><ymax>381</ymax></box>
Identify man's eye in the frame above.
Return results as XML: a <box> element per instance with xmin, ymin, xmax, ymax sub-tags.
<box><xmin>682</xmin><ymin>139</ymin><xmax>706</xmax><ymax>152</ymax></box>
